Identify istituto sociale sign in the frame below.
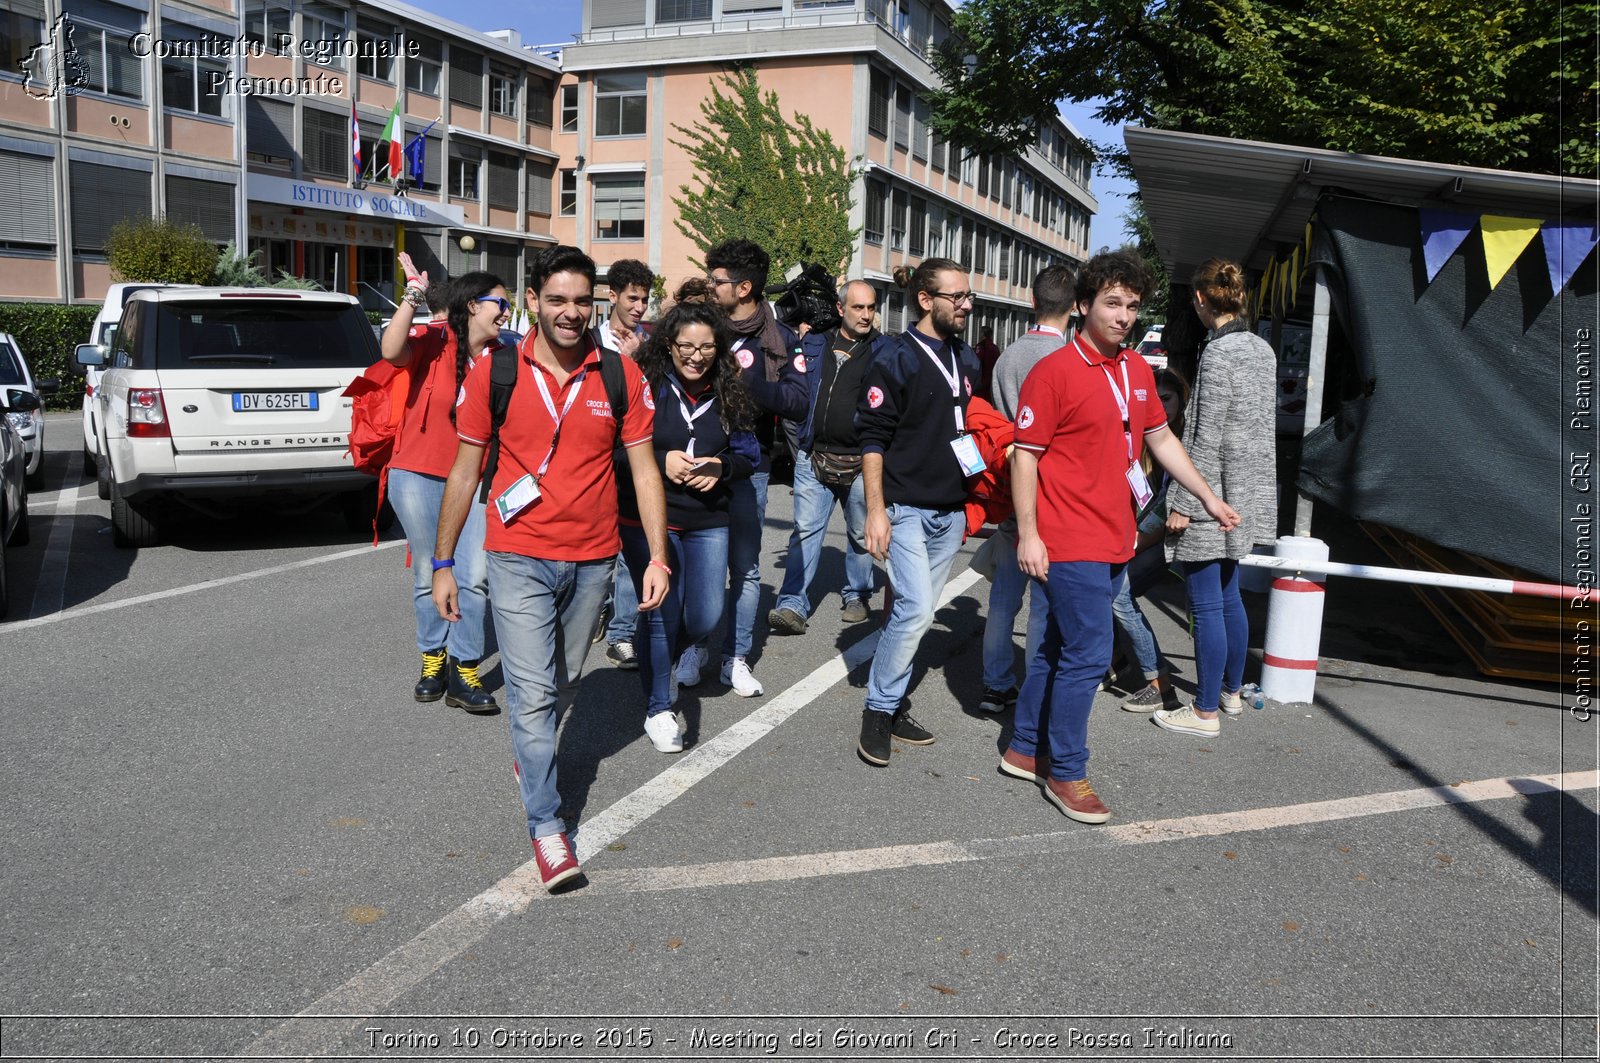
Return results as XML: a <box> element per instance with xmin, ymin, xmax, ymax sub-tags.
<box><xmin>247</xmin><ymin>173</ymin><xmax>465</xmax><ymax>229</ymax></box>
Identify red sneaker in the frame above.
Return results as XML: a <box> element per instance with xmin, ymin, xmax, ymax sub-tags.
<box><xmin>1043</xmin><ymin>777</ymin><xmax>1112</xmax><ymax>824</ymax></box>
<box><xmin>999</xmin><ymin>747</ymin><xmax>1041</xmax><ymax>783</ymax></box>
<box><xmin>532</xmin><ymin>832</ymin><xmax>581</xmax><ymax>891</ymax></box>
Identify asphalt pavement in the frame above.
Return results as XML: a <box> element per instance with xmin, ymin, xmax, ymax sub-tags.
<box><xmin>1</xmin><ymin>413</ymin><xmax>1595</xmax><ymax>1062</ymax></box>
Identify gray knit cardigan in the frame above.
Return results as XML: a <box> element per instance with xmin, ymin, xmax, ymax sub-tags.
<box><xmin>1166</xmin><ymin>324</ymin><xmax>1279</xmax><ymax>561</ymax></box>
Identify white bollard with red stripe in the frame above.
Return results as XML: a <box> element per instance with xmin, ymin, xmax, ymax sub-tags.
<box><xmin>1260</xmin><ymin>535</ymin><xmax>1329</xmax><ymax>705</ymax></box>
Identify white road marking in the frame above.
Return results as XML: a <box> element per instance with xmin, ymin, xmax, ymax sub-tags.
<box><xmin>27</xmin><ymin>451</ymin><xmax>87</xmax><ymax>619</ymax></box>
<box><xmin>240</xmin><ymin>567</ymin><xmax>986</xmax><ymax>1057</ymax></box>
<box><xmin>0</xmin><ymin>539</ymin><xmax>407</xmax><ymax>632</ymax></box>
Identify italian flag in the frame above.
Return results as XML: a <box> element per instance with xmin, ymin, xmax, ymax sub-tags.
<box><xmin>378</xmin><ymin>99</ymin><xmax>404</xmax><ymax>182</ymax></box>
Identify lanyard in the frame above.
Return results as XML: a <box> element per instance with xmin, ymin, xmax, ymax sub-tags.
<box><xmin>529</xmin><ymin>362</ymin><xmax>586</xmax><ymax>482</ymax></box>
<box><xmin>1072</xmin><ymin>336</ymin><xmax>1135</xmax><ymax>463</ymax></box>
<box><xmin>666</xmin><ymin>374</ymin><xmax>717</xmax><ymax>458</ymax></box>
<box><xmin>1027</xmin><ymin>325</ymin><xmax>1064</xmax><ymax>338</ymax></box>
<box><xmin>906</xmin><ymin>331</ymin><xmax>967</xmax><ymax>433</ymax></box>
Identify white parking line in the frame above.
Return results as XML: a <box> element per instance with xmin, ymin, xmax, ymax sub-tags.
<box><xmin>28</xmin><ymin>451</ymin><xmax>87</xmax><ymax>618</ymax></box>
<box><xmin>241</xmin><ymin>567</ymin><xmax>986</xmax><ymax>1056</ymax></box>
<box><xmin>0</xmin><ymin>539</ymin><xmax>406</xmax><ymax>631</ymax></box>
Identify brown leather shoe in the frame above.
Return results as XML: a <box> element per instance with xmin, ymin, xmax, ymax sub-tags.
<box><xmin>1043</xmin><ymin>777</ymin><xmax>1112</xmax><ymax>823</ymax></box>
<box><xmin>999</xmin><ymin>747</ymin><xmax>1041</xmax><ymax>783</ymax></box>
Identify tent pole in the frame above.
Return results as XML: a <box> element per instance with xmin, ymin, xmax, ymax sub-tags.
<box><xmin>1293</xmin><ymin>264</ymin><xmax>1331</xmax><ymax>537</ymax></box>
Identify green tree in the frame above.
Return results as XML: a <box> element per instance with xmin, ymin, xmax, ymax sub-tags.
<box><xmin>1122</xmin><ymin>199</ymin><xmax>1168</xmax><ymax>321</ymax></box>
<box><xmin>672</xmin><ymin>68</ymin><xmax>861</xmax><ymax>279</ymax></box>
<box><xmin>929</xmin><ymin>0</ymin><xmax>1594</xmax><ymax>177</ymax></box>
<box><xmin>214</xmin><ymin>241</ymin><xmax>268</xmax><ymax>287</ymax></box>
<box><xmin>105</xmin><ymin>217</ymin><xmax>217</xmax><ymax>285</ymax></box>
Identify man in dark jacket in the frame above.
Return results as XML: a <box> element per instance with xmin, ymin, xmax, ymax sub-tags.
<box><xmin>769</xmin><ymin>280</ymin><xmax>888</xmax><ymax>633</ymax></box>
<box><xmin>855</xmin><ymin>258</ymin><xmax>981</xmax><ymax>766</ymax></box>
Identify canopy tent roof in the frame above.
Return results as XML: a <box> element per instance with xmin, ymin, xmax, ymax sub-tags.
<box><xmin>1123</xmin><ymin>126</ymin><xmax>1598</xmax><ymax>283</ymax></box>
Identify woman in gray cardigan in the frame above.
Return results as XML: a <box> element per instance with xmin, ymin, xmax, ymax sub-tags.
<box><xmin>1153</xmin><ymin>259</ymin><xmax>1278</xmax><ymax>737</ymax></box>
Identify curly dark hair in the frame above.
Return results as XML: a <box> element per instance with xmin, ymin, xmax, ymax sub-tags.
<box><xmin>637</xmin><ymin>302</ymin><xmax>757</xmax><ymax>434</ymax></box>
<box><xmin>1074</xmin><ymin>249</ymin><xmax>1155</xmax><ymax>312</ymax></box>
<box><xmin>439</xmin><ymin>270</ymin><xmax>505</xmax><ymax>420</ymax></box>
<box><xmin>606</xmin><ymin>258</ymin><xmax>655</xmax><ymax>295</ymax></box>
<box><xmin>704</xmin><ymin>238</ymin><xmax>770</xmax><ymax>297</ymax></box>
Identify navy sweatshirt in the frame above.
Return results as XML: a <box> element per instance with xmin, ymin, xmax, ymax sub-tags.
<box><xmin>618</xmin><ymin>375</ymin><xmax>758</xmax><ymax>531</ymax></box>
<box><xmin>730</xmin><ymin>322</ymin><xmax>808</xmax><ymax>471</ymax></box>
<box><xmin>856</xmin><ymin>327</ymin><xmax>977</xmax><ymax>512</ymax></box>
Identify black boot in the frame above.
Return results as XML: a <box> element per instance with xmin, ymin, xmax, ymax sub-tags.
<box><xmin>414</xmin><ymin>647</ymin><xmax>447</xmax><ymax>703</ymax></box>
<box><xmin>446</xmin><ymin>656</ymin><xmax>499</xmax><ymax>713</ymax></box>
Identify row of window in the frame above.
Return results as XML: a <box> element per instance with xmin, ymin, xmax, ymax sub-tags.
<box><xmin>862</xmin><ymin>177</ymin><xmax>1064</xmax><ymax>289</ymax></box>
<box><xmin>0</xmin><ymin>146</ymin><xmax>233</xmax><ymax>256</ymax></box>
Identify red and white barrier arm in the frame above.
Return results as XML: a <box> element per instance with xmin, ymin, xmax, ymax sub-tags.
<box><xmin>1239</xmin><ymin>554</ymin><xmax>1592</xmax><ymax>603</ymax></box>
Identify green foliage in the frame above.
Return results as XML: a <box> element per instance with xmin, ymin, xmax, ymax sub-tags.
<box><xmin>214</xmin><ymin>241</ymin><xmax>268</xmax><ymax>287</ymax></box>
<box><xmin>105</xmin><ymin>217</ymin><xmax>217</xmax><ymax>285</ymax></box>
<box><xmin>0</xmin><ymin>303</ymin><xmax>99</xmax><ymax>410</ymax></box>
<box><xmin>271</xmin><ymin>269</ymin><xmax>322</xmax><ymax>291</ymax></box>
<box><xmin>672</xmin><ymin>68</ymin><xmax>861</xmax><ymax>280</ymax></box>
<box><xmin>929</xmin><ymin>0</ymin><xmax>1593</xmax><ymax>177</ymax></box>
<box><xmin>649</xmin><ymin>275</ymin><xmax>668</xmax><ymax>317</ymax></box>
<box><xmin>1121</xmin><ymin>200</ymin><xmax>1169</xmax><ymax>321</ymax></box>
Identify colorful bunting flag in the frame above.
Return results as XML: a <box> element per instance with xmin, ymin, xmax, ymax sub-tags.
<box><xmin>1480</xmin><ymin>215</ymin><xmax>1542</xmax><ymax>289</ymax></box>
<box><xmin>1540</xmin><ymin>221</ymin><xmax>1600</xmax><ymax>294</ymax></box>
<box><xmin>1419</xmin><ymin>208</ymin><xmax>1479</xmax><ymax>282</ymax></box>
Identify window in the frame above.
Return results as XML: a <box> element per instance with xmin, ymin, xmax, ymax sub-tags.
<box><xmin>526</xmin><ymin>161</ymin><xmax>553</xmax><ymax>216</ymax></box>
<box><xmin>594</xmin><ymin>72</ymin><xmax>645</xmax><ymax>137</ymax></box>
<box><xmin>526</xmin><ymin>75</ymin><xmax>553</xmax><ymax>127</ymax></box>
<box><xmin>410</xmin><ymin>127</ymin><xmax>441</xmax><ymax>190</ymax></box>
<box><xmin>977</xmin><ymin>154</ymin><xmax>990</xmax><ymax>198</ymax></box>
<box><xmin>489</xmin><ymin>67</ymin><xmax>518</xmax><ymax>117</ymax></box>
<box><xmin>998</xmin><ymin>234</ymin><xmax>1011</xmax><ymax>281</ymax></box>
<box><xmin>593</xmin><ymin>175</ymin><xmax>644</xmax><ymax>240</ymax></box>
<box><xmin>886</xmin><ymin>291</ymin><xmax>903</xmax><ymax>332</ymax></box>
<box><xmin>656</xmin><ymin>0</ymin><xmax>709</xmax><ymax>20</ymax></box>
<box><xmin>449</xmin><ymin>148</ymin><xmax>480</xmax><ymax>199</ymax></box>
<box><xmin>863</xmin><ymin>179</ymin><xmax>884</xmax><ymax>244</ymax></box>
<box><xmin>302</xmin><ymin>108</ymin><xmax>346</xmax><ymax>178</ymax></box>
<box><xmin>930</xmin><ymin>129</ymin><xmax>944</xmax><ymax>172</ymax></box>
<box><xmin>911</xmin><ymin>96</ymin><xmax>928</xmax><ymax>162</ymax></box>
<box><xmin>160</xmin><ymin>24</ymin><xmax>229</xmax><ymax>118</ymax></box>
<box><xmin>355</xmin><ymin>27</ymin><xmax>394</xmax><ymax>81</ymax></box>
<box><xmin>2</xmin><ymin>0</ymin><xmax>45</xmax><ymax>76</ymax></box>
<box><xmin>64</xmin><ymin>0</ymin><xmax>144</xmax><ymax>100</ymax></box>
<box><xmin>486</xmin><ymin>242</ymin><xmax>519</xmax><ymax>285</ymax></box>
<box><xmin>406</xmin><ymin>35</ymin><xmax>441</xmax><ymax>95</ymax></box>
<box><xmin>300</xmin><ymin>2</ymin><xmax>345</xmax><ymax>68</ymax></box>
<box><xmin>0</xmin><ymin>146</ymin><xmax>55</xmax><ymax>253</ymax></box>
<box><xmin>867</xmin><ymin>67</ymin><xmax>889</xmax><ymax>139</ymax></box>
<box><xmin>1002</xmin><ymin>158</ymin><xmax>1013</xmax><ymax>207</ymax></box>
<box><xmin>449</xmin><ymin>47</ymin><xmax>482</xmax><ymax>108</ymax></box>
<box><xmin>892</xmin><ymin>83</ymin><xmax>909</xmax><ymax>151</ymax></box>
<box><xmin>889</xmin><ymin>186</ymin><xmax>906</xmax><ymax>251</ymax></box>
<box><xmin>242</xmin><ymin>0</ymin><xmax>290</xmax><ymax>53</ymax></box>
<box><xmin>487</xmin><ymin>151</ymin><xmax>519</xmax><ymax>209</ymax></box>
<box><xmin>908</xmin><ymin>196</ymin><xmax>925</xmax><ymax>256</ymax></box>
<box><xmin>560</xmin><ymin>84</ymin><xmax>578</xmax><ymax>132</ymax></box>
<box><xmin>973</xmin><ymin>224</ymin><xmax>986</xmax><ymax>274</ymax></box>
<box><xmin>558</xmin><ymin>169</ymin><xmax>577</xmax><ymax>216</ymax></box>
<box><xmin>926</xmin><ymin>207</ymin><xmax>941</xmax><ymax>256</ymax></box>
<box><xmin>960</xmin><ymin>219</ymin><xmax>973</xmax><ymax>266</ymax></box>
<box><xmin>71</xmin><ymin>159</ymin><xmax>150</xmax><ymax>255</ymax></box>
<box><xmin>246</xmin><ymin>97</ymin><xmax>293</xmax><ymax>165</ymax></box>
<box><xmin>165</xmin><ymin>175</ymin><xmax>233</xmax><ymax>243</ymax></box>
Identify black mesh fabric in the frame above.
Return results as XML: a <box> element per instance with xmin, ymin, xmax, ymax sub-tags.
<box><xmin>1296</xmin><ymin>195</ymin><xmax>1598</xmax><ymax>583</ymax></box>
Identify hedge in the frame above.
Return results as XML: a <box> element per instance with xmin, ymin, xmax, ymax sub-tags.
<box><xmin>0</xmin><ymin>303</ymin><xmax>98</xmax><ymax>411</ymax></box>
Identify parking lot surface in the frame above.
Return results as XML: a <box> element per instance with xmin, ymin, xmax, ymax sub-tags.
<box><xmin>2</xmin><ymin>414</ymin><xmax>1595</xmax><ymax>1061</ymax></box>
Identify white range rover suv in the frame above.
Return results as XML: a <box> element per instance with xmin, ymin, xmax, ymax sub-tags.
<box><xmin>76</xmin><ymin>288</ymin><xmax>380</xmax><ymax>547</ymax></box>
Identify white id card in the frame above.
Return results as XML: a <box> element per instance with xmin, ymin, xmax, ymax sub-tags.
<box><xmin>951</xmin><ymin>434</ymin><xmax>987</xmax><ymax>476</ymax></box>
<box><xmin>494</xmin><ymin>473</ymin><xmax>541</xmax><ymax>524</ymax></box>
<box><xmin>1125</xmin><ymin>461</ymin><xmax>1154</xmax><ymax>509</ymax></box>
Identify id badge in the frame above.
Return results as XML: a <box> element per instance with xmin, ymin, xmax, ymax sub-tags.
<box><xmin>951</xmin><ymin>434</ymin><xmax>987</xmax><ymax>476</ymax></box>
<box><xmin>494</xmin><ymin>473</ymin><xmax>540</xmax><ymax>524</ymax></box>
<box><xmin>1125</xmin><ymin>461</ymin><xmax>1154</xmax><ymax>509</ymax></box>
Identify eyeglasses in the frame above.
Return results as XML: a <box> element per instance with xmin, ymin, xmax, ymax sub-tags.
<box><xmin>707</xmin><ymin>275</ymin><xmax>735</xmax><ymax>288</ymax></box>
<box><xmin>932</xmin><ymin>291</ymin><xmax>975</xmax><ymax>306</ymax></box>
<box><xmin>672</xmin><ymin>342</ymin><xmax>718</xmax><ymax>357</ymax></box>
<box><xmin>476</xmin><ymin>296</ymin><xmax>511</xmax><ymax>315</ymax></box>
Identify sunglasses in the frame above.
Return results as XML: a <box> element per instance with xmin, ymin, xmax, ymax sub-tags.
<box><xmin>476</xmin><ymin>296</ymin><xmax>511</xmax><ymax>315</ymax></box>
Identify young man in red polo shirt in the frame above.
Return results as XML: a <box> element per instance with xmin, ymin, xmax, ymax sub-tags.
<box><xmin>1004</xmin><ymin>250</ymin><xmax>1239</xmax><ymax>823</ymax></box>
<box><xmin>432</xmin><ymin>246</ymin><xmax>670</xmax><ymax>890</ymax></box>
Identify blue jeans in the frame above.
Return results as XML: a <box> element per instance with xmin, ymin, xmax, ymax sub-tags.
<box><xmin>1183</xmin><ymin>558</ymin><xmax>1248</xmax><ymax>711</ymax></box>
<box><xmin>1011</xmin><ymin>561</ymin><xmax>1123</xmax><ymax>781</ymax></box>
<box><xmin>775</xmin><ymin>450</ymin><xmax>873</xmax><ymax>617</ymax></box>
<box><xmin>622</xmin><ymin>524</ymin><xmax>728</xmax><ymax>715</ymax></box>
<box><xmin>388</xmin><ymin>468</ymin><xmax>489</xmax><ymax>659</ymax></box>
<box><xmin>719</xmin><ymin>470</ymin><xmax>769</xmax><ymax>661</ymax></box>
<box><xmin>486</xmin><ymin>551</ymin><xmax>613</xmax><ymax>840</ymax></box>
<box><xmin>865</xmin><ymin>504</ymin><xmax>967</xmax><ymax>713</ymax></box>
<box><xmin>981</xmin><ymin>527</ymin><xmax>1049</xmax><ymax>691</ymax></box>
<box><xmin>603</xmin><ymin>549</ymin><xmax>639</xmax><ymax>645</ymax></box>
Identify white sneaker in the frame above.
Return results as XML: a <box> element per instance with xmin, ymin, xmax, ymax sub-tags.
<box><xmin>675</xmin><ymin>645</ymin><xmax>705</xmax><ymax>688</ymax></box>
<box><xmin>721</xmin><ymin>657</ymin><xmax>764</xmax><ymax>697</ymax></box>
<box><xmin>644</xmin><ymin>711</ymin><xmax>684</xmax><ymax>753</ymax></box>
<box><xmin>1219</xmin><ymin>689</ymin><xmax>1245</xmax><ymax>716</ymax></box>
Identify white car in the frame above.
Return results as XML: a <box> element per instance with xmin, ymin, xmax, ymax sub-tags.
<box><xmin>76</xmin><ymin>288</ymin><xmax>380</xmax><ymax>548</ymax></box>
<box><xmin>0</xmin><ymin>392</ymin><xmax>31</xmax><ymax>618</ymax></box>
<box><xmin>0</xmin><ymin>332</ymin><xmax>58</xmax><ymax>489</ymax></box>
<box><xmin>79</xmin><ymin>282</ymin><xmax>198</xmax><ymax>480</ymax></box>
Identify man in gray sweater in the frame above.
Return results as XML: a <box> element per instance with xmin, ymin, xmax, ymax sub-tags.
<box><xmin>978</xmin><ymin>264</ymin><xmax>1078</xmax><ymax>713</ymax></box>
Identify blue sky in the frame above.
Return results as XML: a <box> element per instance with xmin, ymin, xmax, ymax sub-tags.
<box><xmin>405</xmin><ymin>0</ymin><xmax>1136</xmax><ymax>253</ymax></box>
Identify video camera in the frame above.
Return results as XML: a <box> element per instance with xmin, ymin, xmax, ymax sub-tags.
<box><xmin>766</xmin><ymin>262</ymin><xmax>841</xmax><ymax>334</ymax></box>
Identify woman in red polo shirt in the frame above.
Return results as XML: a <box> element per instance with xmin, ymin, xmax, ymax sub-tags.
<box><xmin>379</xmin><ymin>256</ymin><xmax>511</xmax><ymax>713</ymax></box>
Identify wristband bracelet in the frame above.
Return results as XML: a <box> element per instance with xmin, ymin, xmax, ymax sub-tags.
<box><xmin>403</xmin><ymin>286</ymin><xmax>427</xmax><ymax>308</ymax></box>
<box><xmin>648</xmin><ymin>558</ymin><xmax>672</xmax><ymax>576</ymax></box>
<box><xmin>431</xmin><ymin>557</ymin><xmax>455</xmax><ymax>571</ymax></box>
